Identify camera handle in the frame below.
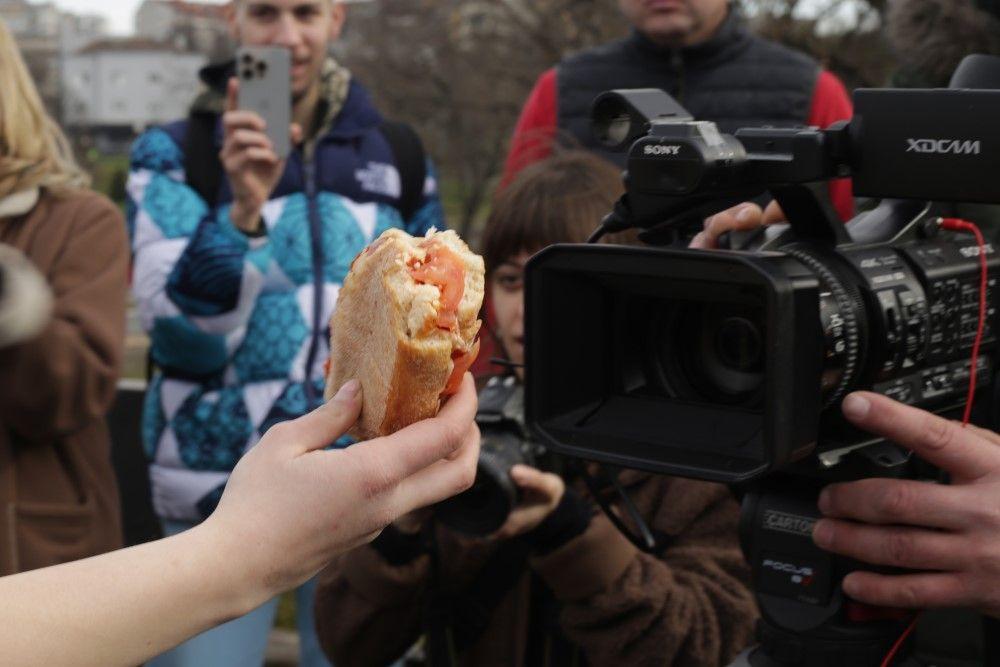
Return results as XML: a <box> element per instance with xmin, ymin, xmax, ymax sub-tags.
<box><xmin>732</xmin><ymin>470</ymin><xmax>919</xmax><ymax>667</ymax></box>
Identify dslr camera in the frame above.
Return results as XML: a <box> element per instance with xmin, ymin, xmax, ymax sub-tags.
<box><xmin>436</xmin><ymin>376</ymin><xmax>550</xmax><ymax>536</ymax></box>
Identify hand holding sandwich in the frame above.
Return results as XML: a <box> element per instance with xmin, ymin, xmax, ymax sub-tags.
<box><xmin>0</xmin><ymin>375</ymin><xmax>479</xmax><ymax>667</ymax></box>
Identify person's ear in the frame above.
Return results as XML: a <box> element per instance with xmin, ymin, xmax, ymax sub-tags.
<box><xmin>328</xmin><ymin>1</ymin><xmax>347</xmax><ymax>41</ymax></box>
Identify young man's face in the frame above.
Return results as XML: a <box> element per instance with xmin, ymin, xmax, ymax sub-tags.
<box><xmin>617</xmin><ymin>0</ymin><xmax>729</xmax><ymax>47</ymax></box>
<box><xmin>229</xmin><ymin>0</ymin><xmax>346</xmax><ymax>98</ymax></box>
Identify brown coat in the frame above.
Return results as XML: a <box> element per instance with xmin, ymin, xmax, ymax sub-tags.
<box><xmin>315</xmin><ymin>472</ymin><xmax>758</xmax><ymax>667</ymax></box>
<box><xmin>0</xmin><ymin>187</ymin><xmax>127</xmax><ymax>575</ymax></box>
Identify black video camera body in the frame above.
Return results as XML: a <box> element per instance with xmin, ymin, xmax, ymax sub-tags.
<box><xmin>526</xmin><ymin>86</ymin><xmax>1000</xmax><ymax>484</ymax></box>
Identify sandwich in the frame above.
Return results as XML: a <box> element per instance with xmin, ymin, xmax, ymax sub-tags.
<box><xmin>324</xmin><ymin>228</ymin><xmax>485</xmax><ymax>440</ymax></box>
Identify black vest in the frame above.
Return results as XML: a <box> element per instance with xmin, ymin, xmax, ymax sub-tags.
<box><xmin>556</xmin><ymin>10</ymin><xmax>820</xmax><ymax>166</ymax></box>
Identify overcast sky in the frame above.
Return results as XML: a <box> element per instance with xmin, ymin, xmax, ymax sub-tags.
<box><xmin>49</xmin><ymin>0</ymin><xmax>227</xmax><ymax>35</ymax></box>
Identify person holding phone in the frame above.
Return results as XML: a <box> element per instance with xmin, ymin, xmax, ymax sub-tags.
<box><xmin>126</xmin><ymin>1</ymin><xmax>443</xmax><ymax>665</ymax></box>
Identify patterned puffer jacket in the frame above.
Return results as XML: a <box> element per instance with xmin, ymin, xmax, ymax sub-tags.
<box><xmin>126</xmin><ymin>61</ymin><xmax>442</xmax><ymax>521</ymax></box>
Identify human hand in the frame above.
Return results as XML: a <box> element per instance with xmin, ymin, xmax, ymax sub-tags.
<box><xmin>689</xmin><ymin>200</ymin><xmax>786</xmax><ymax>250</ymax></box>
<box><xmin>203</xmin><ymin>374</ymin><xmax>480</xmax><ymax>607</ymax></box>
<box><xmin>812</xmin><ymin>391</ymin><xmax>1000</xmax><ymax>618</ymax></box>
<box><xmin>492</xmin><ymin>465</ymin><xmax>565</xmax><ymax>540</ymax></box>
<box><xmin>220</xmin><ymin>77</ymin><xmax>302</xmax><ymax>233</ymax></box>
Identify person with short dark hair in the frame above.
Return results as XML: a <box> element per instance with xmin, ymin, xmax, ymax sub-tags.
<box><xmin>313</xmin><ymin>150</ymin><xmax>757</xmax><ymax>667</ymax></box>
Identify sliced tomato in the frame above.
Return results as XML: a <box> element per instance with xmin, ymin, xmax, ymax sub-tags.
<box><xmin>442</xmin><ymin>338</ymin><xmax>480</xmax><ymax>397</ymax></box>
<box><xmin>409</xmin><ymin>242</ymin><xmax>465</xmax><ymax>331</ymax></box>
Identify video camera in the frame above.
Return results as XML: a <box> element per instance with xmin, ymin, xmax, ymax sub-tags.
<box><xmin>525</xmin><ymin>69</ymin><xmax>1000</xmax><ymax>486</ymax></box>
<box><xmin>524</xmin><ymin>55</ymin><xmax>1000</xmax><ymax>666</ymax></box>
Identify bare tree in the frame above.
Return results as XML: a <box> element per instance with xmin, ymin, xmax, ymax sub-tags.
<box><xmin>341</xmin><ymin>0</ymin><xmax>626</xmax><ymax>238</ymax></box>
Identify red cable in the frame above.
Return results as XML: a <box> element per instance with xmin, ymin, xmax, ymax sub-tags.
<box><xmin>880</xmin><ymin>218</ymin><xmax>988</xmax><ymax>667</ymax></box>
<box><xmin>939</xmin><ymin>218</ymin><xmax>989</xmax><ymax>426</ymax></box>
<box><xmin>880</xmin><ymin>615</ymin><xmax>920</xmax><ymax>667</ymax></box>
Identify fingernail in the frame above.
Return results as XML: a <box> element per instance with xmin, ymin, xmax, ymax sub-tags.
<box><xmin>333</xmin><ymin>379</ymin><xmax>360</xmax><ymax>402</ymax></box>
<box><xmin>703</xmin><ymin>215</ymin><xmax>715</xmax><ymax>230</ymax></box>
<box><xmin>813</xmin><ymin>519</ymin><xmax>833</xmax><ymax>547</ymax></box>
<box><xmin>817</xmin><ymin>487</ymin><xmax>832</xmax><ymax>514</ymax></box>
<box><xmin>842</xmin><ymin>393</ymin><xmax>871</xmax><ymax>421</ymax></box>
<box><xmin>736</xmin><ymin>206</ymin><xmax>755</xmax><ymax>221</ymax></box>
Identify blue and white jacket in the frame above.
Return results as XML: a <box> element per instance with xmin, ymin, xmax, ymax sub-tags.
<box><xmin>127</xmin><ymin>76</ymin><xmax>443</xmax><ymax>521</ymax></box>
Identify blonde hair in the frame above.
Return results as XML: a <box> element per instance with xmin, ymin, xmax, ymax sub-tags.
<box><xmin>0</xmin><ymin>17</ymin><xmax>89</xmax><ymax>199</ymax></box>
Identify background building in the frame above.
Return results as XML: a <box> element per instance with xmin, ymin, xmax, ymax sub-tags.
<box><xmin>62</xmin><ymin>38</ymin><xmax>205</xmax><ymax>151</ymax></box>
<box><xmin>1</xmin><ymin>0</ymin><xmax>107</xmax><ymax>116</ymax></box>
<box><xmin>134</xmin><ymin>0</ymin><xmax>232</xmax><ymax>62</ymax></box>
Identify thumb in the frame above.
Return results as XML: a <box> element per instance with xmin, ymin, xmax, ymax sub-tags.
<box><xmin>273</xmin><ymin>380</ymin><xmax>362</xmax><ymax>454</ymax></box>
<box><xmin>510</xmin><ymin>465</ymin><xmax>561</xmax><ymax>497</ymax></box>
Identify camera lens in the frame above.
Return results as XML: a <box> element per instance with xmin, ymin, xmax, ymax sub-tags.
<box><xmin>435</xmin><ymin>432</ymin><xmax>528</xmax><ymax>536</ymax></box>
<box><xmin>646</xmin><ymin>300</ymin><xmax>766</xmax><ymax>407</ymax></box>
<box><xmin>715</xmin><ymin>316</ymin><xmax>763</xmax><ymax>372</ymax></box>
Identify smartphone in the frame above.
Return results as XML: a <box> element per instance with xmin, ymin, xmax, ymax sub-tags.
<box><xmin>236</xmin><ymin>46</ymin><xmax>292</xmax><ymax>159</ymax></box>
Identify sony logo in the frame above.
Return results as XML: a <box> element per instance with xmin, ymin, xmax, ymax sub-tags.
<box><xmin>906</xmin><ymin>139</ymin><xmax>982</xmax><ymax>155</ymax></box>
<box><xmin>644</xmin><ymin>144</ymin><xmax>682</xmax><ymax>156</ymax></box>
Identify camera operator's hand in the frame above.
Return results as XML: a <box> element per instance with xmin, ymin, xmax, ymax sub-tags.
<box><xmin>493</xmin><ymin>465</ymin><xmax>566</xmax><ymax>540</ymax></box>
<box><xmin>221</xmin><ymin>77</ymin><xmax>303</xmax><ymax>234</ymax></box>
<box><xmin>813</xmin><ymin>391</ymin><xmax>1000</xmax><ymax>618</ymax></box>
<box><xmin>689</xmin><ymin>200</ymin><xmax>786</xmax><ymax>250</ymax></box>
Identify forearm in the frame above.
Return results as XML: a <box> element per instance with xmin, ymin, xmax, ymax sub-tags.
<box><xmin>0</xmin><ymin>521</ymin><xmax>265</xmax><ymax>667</ymax></box>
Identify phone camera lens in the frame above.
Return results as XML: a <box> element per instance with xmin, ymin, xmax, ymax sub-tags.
<box><xmin>256</xmin><ymin>61</ymin><xmax>268</xmax><ymax>76</ymax></box>
<box><xmin>241</xmin><ymin>54</ymin><xmax>253</xmax><ymax>65</ymax></box>
<box><xmin>242</xmin><ymin>68</ymin><xmax>254</xmax><ymax>80</ymax></box>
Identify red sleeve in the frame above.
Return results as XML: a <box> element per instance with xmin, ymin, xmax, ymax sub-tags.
<box><xmin>501</xmin><ymin>68</ymin><xmax>558</xmax><ymax>186</ymax></box>
<box><xmin>808</xmin><ymin>70</ymin><xmax>855</xmax><ymax>221</ymax></box>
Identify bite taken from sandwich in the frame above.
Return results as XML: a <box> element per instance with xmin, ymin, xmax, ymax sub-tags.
<box><xmin>325</xmin><ymin>228</ymin><xmax>485</xmax><ymax>440</ymax></box>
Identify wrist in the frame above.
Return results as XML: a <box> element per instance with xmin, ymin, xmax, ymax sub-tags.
<box><xmin>188</xmin><ymin>518</ymin><xmax>275</xmax><ymax>620</ymax></box>
<box><xmin>229</xmin><ymin>200</ymin><xmax>264</xmax><ymax>234</ymax></box>
<box><xmin>524</xmin><ymin>488</ymin><xmax>592</xmax><ymax>555</ymax></box>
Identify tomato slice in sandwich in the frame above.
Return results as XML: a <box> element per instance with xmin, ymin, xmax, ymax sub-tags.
<box><xmin>409</xmin><ymin>243</ymin><xmax>465</xmax><ymax>331</ymax></box>
<box><xmin>443</xmin><ymin>338</ymin><xmax>480</xmax><ymax>397</ymax></box>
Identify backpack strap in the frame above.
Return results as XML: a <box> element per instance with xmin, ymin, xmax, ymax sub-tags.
<box><xmin>379</xmin><ymin>120</ymin><xmax>428</xmax><ymax>222</ymax></box>
<box><xmin>184</xmin><ymin>110</ymin><xmax>223</xmax><ymax>208</ymax></box>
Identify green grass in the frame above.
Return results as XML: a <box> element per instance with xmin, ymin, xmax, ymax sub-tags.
<box><xmin>85</xmin><ymin>153</ymin><xmax>129</xmax><ymax>207</ymax></box>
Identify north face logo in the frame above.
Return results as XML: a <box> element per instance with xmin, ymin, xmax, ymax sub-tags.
<box><xmin>355</xmin><ymin>162</ymin><xmax>401</xmax><ymax>198</ymax></box>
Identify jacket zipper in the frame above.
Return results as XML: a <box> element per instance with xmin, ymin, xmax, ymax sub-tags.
<box><xmin>671</xmin><ymin>50</ymin><xmax>685</xmax><ymax>102</ymax></box>
<box><xmin>302</xmin><ymin>149</ymin><xmax>324</xmax><ymax>410</ymax></box>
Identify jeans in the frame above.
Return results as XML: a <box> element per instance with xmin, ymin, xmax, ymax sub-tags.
<box><xmin>147</xmin><ymin>519</ymin><xmax>332</xmax><ymax>667</ymax></box>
